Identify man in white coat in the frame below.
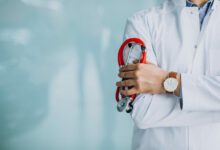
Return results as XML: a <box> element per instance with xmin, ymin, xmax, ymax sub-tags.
<box><xmin>116</xmin><ymin>0</ymin><xmax>220</xmax><ymax>149</ymax></box>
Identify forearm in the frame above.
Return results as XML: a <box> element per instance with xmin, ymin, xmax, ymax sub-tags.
<box><xmin>131</xmin><ymin>93</ymin><xmax>220</xmax><ymax>129</ymax></box>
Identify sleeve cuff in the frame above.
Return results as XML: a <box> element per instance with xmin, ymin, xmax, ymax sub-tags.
<box><xmin>181</xmin><ymin>73</ymin><xmax>199</xmax><ymax>111</ymax></box>
<box><xmin>179</xmin><ymin>85</ymin><xmax>183</xmax><ymax>110</ymax></box>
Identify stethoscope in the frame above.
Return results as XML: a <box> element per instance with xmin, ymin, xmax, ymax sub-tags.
<box><xmin>116</xmin><ymin>38</ymin><xmax>147</xmax><ymax>113</ymax></box>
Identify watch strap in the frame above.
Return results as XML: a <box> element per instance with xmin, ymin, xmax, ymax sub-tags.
<box><xmin>169</xmin><ymin>72</ymin><xmax>177</xmax><ymax>78</ymax></box>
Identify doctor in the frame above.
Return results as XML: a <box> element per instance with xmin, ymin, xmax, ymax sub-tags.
<box><xmin>116</xmin><ymin>0</ymin><xmax>220</xmax><ymax>149</ymax></box>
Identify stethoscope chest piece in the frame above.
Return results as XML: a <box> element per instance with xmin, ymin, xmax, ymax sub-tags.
<box><xmin>117</xmin><ymin>97</ymin><xmax>133</xmax><ymax>113</ymax></box>
<box><xmin>116</xmin><ymin>38</ymin><xmax>147</xmax><ymax>113</ymax></box>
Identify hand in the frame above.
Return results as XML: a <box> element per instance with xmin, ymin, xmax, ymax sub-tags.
<box><xmin>116</xmin><ymin>61</ymin><xmax>169</xmax><ymax>96</ymax></box>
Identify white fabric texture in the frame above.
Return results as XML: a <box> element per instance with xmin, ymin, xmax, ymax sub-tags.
<box><xmin>122</xmin><ymin>0</ymin><xmax>220</xmax><ymax>149</ymax></box>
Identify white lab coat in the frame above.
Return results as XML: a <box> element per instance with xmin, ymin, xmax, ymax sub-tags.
<box><xmin>123</xmin><ymin>0</ymin><xmax>220</xmax><ymax>149</ymax></box>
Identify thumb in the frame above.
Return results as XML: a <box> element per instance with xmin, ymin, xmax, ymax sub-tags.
<box><xmin>133</xmin><ymin>60</ymin><xmax>139</xmax><ymax>64</ymax></box>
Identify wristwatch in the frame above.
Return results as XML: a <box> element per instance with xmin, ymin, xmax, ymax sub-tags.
<box><xmin>163</xmin><ymin>72</ymin><xmax>179</xmax><ymax>94</ymax></box>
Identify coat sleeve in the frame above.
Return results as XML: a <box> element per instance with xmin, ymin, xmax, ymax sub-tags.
<box><xmin>123</xmin><ymin>12</ymin><xmax>220</xmax><ymax>129</ymax></box>
<box><xmin>181</xmin><ymin>74</ymin><xmax>220</xmax><ymax>111</ymax></box>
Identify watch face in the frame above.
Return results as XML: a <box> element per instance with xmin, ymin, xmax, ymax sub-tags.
<box><xmin>163</xmin><ymin>78</ymin><xmax>178</xmax><ymax>92</ymax></box>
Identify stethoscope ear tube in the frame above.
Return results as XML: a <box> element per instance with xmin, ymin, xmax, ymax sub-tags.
<box><xmin>116</xmin><ymin>38</ymin><xmax>147</xmax><ymax>113</ymax></box>
<box><xmin>117</xmin><ymin>38</ymin><xmax>146</xmax><ymax>66</ymax></box>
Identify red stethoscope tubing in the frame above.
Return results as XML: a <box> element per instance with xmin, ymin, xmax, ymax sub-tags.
<box><xmin>116</xmin><ymin>38</ymin><xmax>147</xmax><ymax>103</ymax></box>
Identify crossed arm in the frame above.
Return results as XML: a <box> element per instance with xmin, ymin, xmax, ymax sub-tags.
<box><xmin>116</xmin><ymin>62</ymin><xmax>181</xmax><ymax>97</ymax></box>
<box><xmin>116</xmin><ymin>13</ymin><xmax>220</xmax><ymax>129</ymax></box>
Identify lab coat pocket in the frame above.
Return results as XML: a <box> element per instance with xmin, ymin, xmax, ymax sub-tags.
<box><xmin>209</xmin><ymin>49</ymin><xmax>220</xmax><ymax>75</ymax></box>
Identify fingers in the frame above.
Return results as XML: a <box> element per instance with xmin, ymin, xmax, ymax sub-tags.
<box><xmin>116</xmin><ymin>80</ymin><xmax>136</xmax><ymax>87</ymax></box>
<box><xmin>120</xmin><ymin>88</ymin><xmax>138</xmax><ymax>96</ymax></box>
<box><xmin>120</xmin><ymin>64</ymin><xmax>138</xmax><ymax>72</ymax></box>
<box><xmin>120</xmin><ymin>61</ymin><xmax>155</xmax><ymax>73</ymax></box>
<box><xmin>118</xmin><ymin>71</ymin><xmax>137</xmax><ymax>79</ymax></box>
<box><xmin>133</xmin><ymin>60</ymin><xmax>154</xmax><ymax>65</ymax></box>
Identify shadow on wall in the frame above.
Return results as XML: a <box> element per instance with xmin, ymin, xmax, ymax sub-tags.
<box><xmin>0</xmin><ymin>1</ymin><xmax>48</xmax><ymax>148</ymax></box>
<box><xmin>0</xmin><ymin>77</ymin><xmax>48</xmax><ymax>141</ymax></box>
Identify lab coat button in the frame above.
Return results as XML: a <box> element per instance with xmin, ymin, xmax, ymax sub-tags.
<box><xmin>195</xmin><ymin>45</ymin><xmax>198</xmax><ymax>49</ymax></box>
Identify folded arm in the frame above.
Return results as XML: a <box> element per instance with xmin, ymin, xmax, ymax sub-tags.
<box><xmin>118</xmin><ymin>12</ymin><xmax>220</xmax><ymax>129</ymax></box>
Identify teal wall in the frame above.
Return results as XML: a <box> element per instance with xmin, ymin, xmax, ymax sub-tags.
<box><xmin>0</xmin><ymin>0</ymin><xmax>163</xmax><ymax>150</ymax></box>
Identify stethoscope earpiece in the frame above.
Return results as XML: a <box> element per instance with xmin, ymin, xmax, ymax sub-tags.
<box><xmin>128</xmin><ymin>43</ymin><xmax>132</xmax><ymax>48</ymax></box>
<box><xmin>141</xmin><ymin>45</ymin><xmax>146</xmax><ymax>51</ymax></box>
